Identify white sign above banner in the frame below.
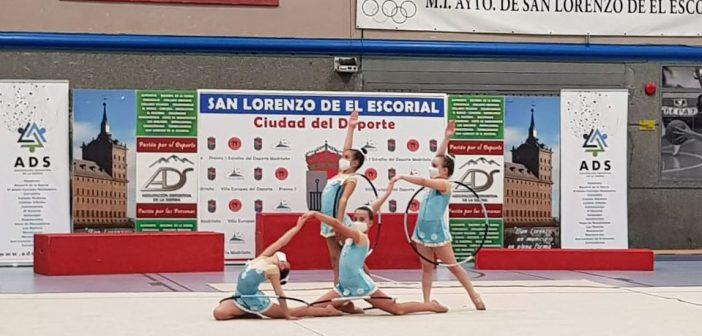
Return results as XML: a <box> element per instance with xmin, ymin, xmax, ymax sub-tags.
<box><xmin>356</xmin><ymin>0</ymin><xmax>702</xmax><ymax>36</ymax></box>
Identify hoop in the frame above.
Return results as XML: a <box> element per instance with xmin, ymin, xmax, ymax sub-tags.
<box><xmin>402</xmin><ymin>180</ymin><xmax>489</xmax><ymax>267</ymax></box>
<box><xmin>332</xmin><ymin>173</ymin><xmax>383</xmax><ymax>254</ymax></box>
<box><xmin>309</xmin><ymin>295</ymin><xmax>395</xmax><ymax>306</ymax></box>
<box><xmin>219</xmin><ymin>294</ymin><xmax>310</xmax><ymax>306</ymax></box>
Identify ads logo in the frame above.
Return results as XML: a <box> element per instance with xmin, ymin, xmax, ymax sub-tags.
<box><xmin>456</xmin><ymin>157</ymin><xmax>500</xmax><ymax>193</ymax></box>
<box><xmin>17</xmin><ymin>122</ymin><xmax>47</xmax><ymax>153</ymax></box>
<box><xmin>582</xmin><ymin>129</ymin><xmax>608</xmax><ymax>157</ymax></box>
<box><xmin>142</xmin><ymin>155</ymin><xmax>195</xmax><ymax>192</ymax></box>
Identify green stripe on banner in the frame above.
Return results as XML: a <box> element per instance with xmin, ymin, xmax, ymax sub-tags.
<box><xmin>450</xmin><ymin>219</ymin><xmax>503</xmax><ymax>259</ymax></box>
<box><xmin>448</xmin><ymin>96</ymin><xmax>504</xmax><ymax>140</ymax></box>
<box><xmin>136</xmin><ymin>220</ymin><xmax>197</xmax><ymax>232</ymax></box>
<box><xmin>137</xmin><ymin>90</ymin><xmax>198</xmax><ymax>137</ymax></box>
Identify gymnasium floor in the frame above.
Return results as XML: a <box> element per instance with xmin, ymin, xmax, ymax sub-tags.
<box><xmin>1</xmin><ymin>257</ymin><xmax>701</xmax><ymax>336</ymax></box>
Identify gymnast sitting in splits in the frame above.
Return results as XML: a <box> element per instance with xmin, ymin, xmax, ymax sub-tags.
<box><xmin>213</xmin><ymin>216</ymin><xmax>342</xmax><ymax>320</ymax></box>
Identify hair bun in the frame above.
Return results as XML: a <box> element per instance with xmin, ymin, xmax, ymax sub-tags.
<box><xmin>360</xmin><ymin>147</ymin><xmax>368</xmax><ymax>155</ymax></box>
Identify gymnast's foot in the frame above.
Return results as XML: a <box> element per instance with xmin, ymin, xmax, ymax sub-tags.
<box><xmin>431</xmin><ymin>300</ymin><xmax>449</xmax><ymax>313</ymax></box>
<box><xmin>471</xmin><ymin>295</ymin><xmax>486</xmax><ymax>311</ymax></box>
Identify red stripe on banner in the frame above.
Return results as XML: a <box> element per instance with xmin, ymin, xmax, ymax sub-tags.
<box><xmin>64</xmin><ymin>0</ymin><xmax>278</xmax><ymax>6</ymax></box>
<box><xmin>449</xmin><ymin>203</ymin><xmax>502</xmax><ymax>218</ymax></box>
<box><xmin>449</xmin><ymin>141</ymin><xmax>504</xmax><ymax>156</ymax></box>
<box><xmin>137</xmin><ymin>137</ymin><xmax>197</xmax><ymax>153</ymax></box>
<box><xmin>137</xmin><ymin>203</ymin><xmax>197</xmax><ymax>218</ymax></box>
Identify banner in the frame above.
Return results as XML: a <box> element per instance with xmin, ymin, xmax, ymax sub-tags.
<box><xmin>356</xmin><ymin>0</ymin><xmax>702</xmax><ymax>36</ymax></box>
<box><xmin>198</xmin><ymin>90</ymin><xmax>446</xmax><ymax>259</ymax></box>
<box><xmin>503</xmin><ymin>96</ymin><xmax>561</xmax><ymax>249</ymax></box>
<box><xmin>135</xmin><ymin>91</ymin><xmax>199</xmax><ymax>231</ymax></box>
<box><xmin>561</xmin><ymin>90</ymin><xmax>628</xmax><ymax>249</ymax></box>
<box><xmin>72</xmin><ymin>90</ymin><xmax>136</xmax><ymax>232</ymax></box>
<box><xmin>0</xmin><ymin>81</ymin><xmax>70</xmax><ymax>264</ymax></box>
<box><xmin>447</xmin><ymin>95</ymin><xmax>504</xmax><ymax>258</ymax></box>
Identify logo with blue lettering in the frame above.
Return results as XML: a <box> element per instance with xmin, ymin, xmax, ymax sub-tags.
<box><xmin>17</xmin><ymin>122</ymin><xmax>47</xmax><ymax>153</ymax></box>
<box><xmin>582</xmin><ymin>129</ymin><xmax>608</xmax><ymax>157</ymax></box>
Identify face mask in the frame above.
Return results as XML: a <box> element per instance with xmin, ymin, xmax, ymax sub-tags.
<box><xmin>352</xmin><ymin>221</ymin><xmax>368</xmax><ymax>233</ymax></box>
<box><xmin>428</xmin><ymin>167</ymin><xmax>440</xmax><ymax>178</ymax></box>
<box><xmin>339</xmin><ymin>158</ymin><xmax>351</xmax><ymax>171</ymax></box>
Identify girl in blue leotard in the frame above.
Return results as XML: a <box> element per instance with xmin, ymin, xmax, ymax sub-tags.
<box><xmin>302</xmin><ymin>181</ymin><xmax>449</xmax><ymax>316</ymax></box>
<box><xmin>392</xmin><ymin>121</ymin><xmax>486</xmax><ymax>311</ymax></box>
<box><xmin>213</xmin><ymin>216</ymin><xmax>342</xmax><ymax>320</ymax></box>
<box><xmin>320</xmin><ymin>111</ymin><xmax>367</xmax><ymax>284</ymax></box>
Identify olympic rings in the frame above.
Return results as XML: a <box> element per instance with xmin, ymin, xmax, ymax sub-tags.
<box><xmin>402</xmin><ymin>181</ymin><xmax>489</xmax><ymax>267</ymax></box>
<box><xmin>362</xmin><ymin>0</ymin><xmax>417</xmax><ymax>25</ymax></box>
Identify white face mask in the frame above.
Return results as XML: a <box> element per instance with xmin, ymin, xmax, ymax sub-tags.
<box><xmin>275</xmin><ymin>251</ymin><xmax>287</xmax><ymax>263</ymax></box>
<box><xmin>352</xmin><ymin>221</ymin><xmax>368</xmax><ymax>233</ymax></box>
<box><xmin>339</xmin><ymin>158</ymin><xmax>352</xmax><ymax>171</ymax></box>
<box><xmin>428</xmin><ymin>167</ymin><xmax>440</xmax><ymax>178</ymax></box>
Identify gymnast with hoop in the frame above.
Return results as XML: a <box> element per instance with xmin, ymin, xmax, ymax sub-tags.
<box><xmin>391</xmin><ymin>121</ymin><xmax>486</xmax><ymax>311</ymax></box>
<box><xmin>213</xmin><ymin>216</ymin><xmax>342</xmax><ymax>320</ymax></box>
<box><xmin>319</xmin><ymin>110</ymin><xmax>368</xmax><ymax>284</ymax></box>
<box><xmin>302</xmin><ymin>183</ymin><xmax>448</xmax><ymax>316</ymax></box>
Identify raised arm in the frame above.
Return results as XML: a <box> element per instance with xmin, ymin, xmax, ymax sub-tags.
<box><xmin>259</xmin><ymin>216</ymin><xmax>306</xmax><ymax>257</ymax></box>
<box><xmin>437</xmin><ymin>120</ymin><xmax>456</xmax><ymax>155</ymax></box>
<box><xmin>343</xmin><ymin>111</ymin><xmax>359</xmax><ymax>151</ymax></box>
<box><xmin>392</xmin><ymin>175</ymin><xmax>450</xmax><ymax>194</ymax></box>
<box><xmin>306</xmin><ymin>211</ymin><xmax>362</xmax><ymax>244</ymax></box>
<box><xmin>369</xmin><ymin>180</ymin><xmax>395</xmax><ymax>214</ymax></box>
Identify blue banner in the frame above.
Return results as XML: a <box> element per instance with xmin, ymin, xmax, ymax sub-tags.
<box><xmin>199</xmin><ymin>92</ymin><xmax>445</xmax><ymax>117</ymax></box>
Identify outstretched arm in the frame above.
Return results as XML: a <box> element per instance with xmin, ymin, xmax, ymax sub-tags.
<box><xmin>437</xmin><ymin>121</ymin><xmax>456</xmax><ymax>155</ymax></box>
<box><xmin>305</xmin><ymin>211</ymin><xmax>362</xmax><ymax>244</ymax></box>
<box><xmin>259</xmin><ymin>216</ymin><xmax>306</xmax><ymax>257</ymax></box>
<box><xmin>343</xmin><ymin>111</ymin><xmax>359</xmax><ymax>151</ymax></box>
<box><xmin>392</xmin><ymin>175</ymin><xmax>449</xmax><ymax>194</ymax></box>
<box><xmin>369</xmin><ymin>180</ymin><xmax>395</xmax><ymax>214</ymax></box>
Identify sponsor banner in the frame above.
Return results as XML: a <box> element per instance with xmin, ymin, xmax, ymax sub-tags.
<box><xmin>135</xmin><ymin>90</ymin><xmax>198</xmax><ymax>232</ymax></box>
<box><xmin>561</xmin><ymin>90</ymin><xmax>628</xmax><ymax>249</ymax></box>
<box><xmin>72</xmin><ymin>90</ymin><xmax>137</xmax><ymax>232</ymax></box>
<box><xmin>199</xmin><ymin>90</ymin><xmax>446</xmax><ymax>259</ymax></box>
<box><xmin>448</xmin><ymin>96</ymin><xmax>505</xmax><ymax>255</ymax></box>
<box><xmin>503</xmin><ymin>96</ymin><xmax>561</xmax><ymax>248</ymax></box>
<box><xmin>356</xmin><ymin>0</ymin><xmax>702</xmax><ymax>36</ymax></box>
<box><xmin>0</xmin><ymin>81</ymin><xmax>70</xmax><ymax>264</ymax></box>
